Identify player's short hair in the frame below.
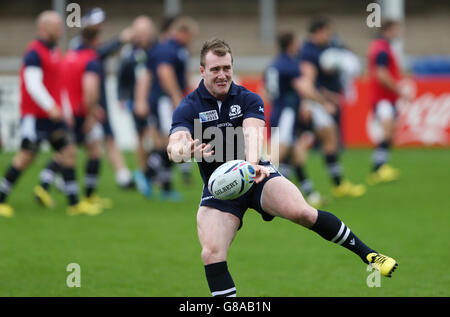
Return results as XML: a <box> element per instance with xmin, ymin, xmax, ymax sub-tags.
<box><xmin>200</xmin><ymin>38</ymin><xmax>233</xmax><ymax>67</ymax></box>
<box><xmin>381</xmin><ymin>18</ymin><xmax>400</xmax><ymax>32</ymax></box>
<box><xmin>277</xmin><ymin>31</ymin><xmax>295</xmax><ymax>52</ymax></box>
<box><xmin>81</xmin><ymin>26</ymin><xmax>100</xmax><ymax>44</ymax></box>
<box><xmin>308</xmin><ymin>16</ymin><xmax>331</xmax><ymax>34</ymax></box>
<box><xmin>171</xmin><ymin>15</ymin><xmax>198</xmax><ymax>35</ymax></box>
<box><xmin>160</xmin><ymin>14</ymin><xmax>180</xmax><ymax>34</ymax></box>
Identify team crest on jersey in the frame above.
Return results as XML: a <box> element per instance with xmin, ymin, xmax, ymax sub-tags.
<box><xmin>199</xmin><ymin>110</ymin><xmax>219</xmax><ymax>122</ymax></box>
<box><xmin>229</xmin><ymin>104</ymin><xmax>242</xmax><ymax>119</ymax></box>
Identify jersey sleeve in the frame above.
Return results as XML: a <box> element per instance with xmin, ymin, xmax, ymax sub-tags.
<box><xmin>243</xmin><ymin>92</ymin><xmax>266</xmax><ymax>122</ymax></box>
<box><xmin>289</xmin><ymin>61</ymin><xmax>301</xmax><ymax>80</ymax></box>
<box><xmin>170</xmin><ymin>98</ymin><xmax>195</xmax><ymax>136</ymax></box>
<box><xmin>24</xmin><ymin>50</ymin><xmax>41</xmax><ymax>67</ymax></box>
<box><xmin>85</xmin><ymin>59</ymin><xmax>102</xmax><ymax>75</ymax></box>
<box><xmin>375</xmin><ymin>51</ymin><xmax>389</xmax><ymax>67</ymax></box>
<box><xmin>154</xmin><ymin>47</ymin><xmax>177</xmax><ymax>67</ymax></box>
<box><xmin>298</xmin><ymin>45</ymin><xmax>317</xmax><ymax>65</ymax></box>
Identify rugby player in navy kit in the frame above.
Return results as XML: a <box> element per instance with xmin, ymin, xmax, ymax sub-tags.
<box><xmin>298</xmin><ymin>17</ymin><xmax>366</xmax><ymax>198</ymax></box>
<box><xmin>265</xmin><ymin>31</ymin><xmax>326</xmax><ymax>208</ymax></box>
<box><xmin>167</xmin><ymin>39</ymin><xmax>398</xmax><ymax>297</ymax></box>
<box><xmin>139</xmin><ymin>16</ymin><xmax>198</xmax><ymax>200</ymax></box>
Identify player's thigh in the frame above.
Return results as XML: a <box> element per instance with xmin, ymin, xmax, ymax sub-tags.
<box><xmin>84</xmin><ymin>123</ymin><xmax>104</xmax><ymax>158</ymax></box>
<box><xmin>197</xmin><ymin>206</ymin><xmax>240</xmax><ymax>253</ymax></box>
<box><xmin>375</xmin><ymin>100</ymin><xmax>397</xmax><ymax>139</ymax></box>
<box><xmin>261</xmin><ymin>176</ymin><xmax>317</xmax><ymax>227</ymax></box>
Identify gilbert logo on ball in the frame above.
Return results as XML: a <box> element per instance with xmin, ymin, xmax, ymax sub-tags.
<box><xmin>208</xmin><ymin>160</ymin><xmax>256</xmax><ymax>200</ymax></box>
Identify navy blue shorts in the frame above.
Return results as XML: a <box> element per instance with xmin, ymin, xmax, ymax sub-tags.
<box><xmin>199</xmin><ymin>160</ymin><xmax>281</xmax><ymax>229</ymax></box>
<box><xmin>101</xmin><ymin>115</ymin><xmax>114</xmax><ymax>137</ymax></box>
<box><xmin>19</xmin><ymin>116</ymin><xmax>71</xmax><ymax>152</ymax></box>
<box><xmin>72</xmin><ymin>116</ymin><xmax>104</xmax><ymax>145</ymax></box>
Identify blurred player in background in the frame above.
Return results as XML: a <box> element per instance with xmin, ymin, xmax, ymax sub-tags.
<box><xmin>0</xmin><ymin>11</ymin><xmax>100</xmax><ymax>217</ymax></box>
<box><xmin>297</xmin><ymin>16</ymin><xmax>366</xmax><ymax>198</ymax></box>
<box><xmin>70</xmin><ymin>8</ymin><xmax>135</xmax><ymax>190</ymax></box>
<box><xmin>58</xmin><ymin>22</ymin><xmax>116</xmax><ymax>211</ymax></box>
<box><xmin>136</xmin><ymin>16</ymin><xmax>198</xmax><ymax>200</ymax></box>
<box><xmin>117</xmin><ymin>15</ymin><xmax>156</xmax><ymax>189</ymax></box>
<box><xmin>265</xmin><ymin>31</ymin><xmax>325</xmax><ymax>208</ymax></box>
<box><xmin>366</xmin><ymin>19</ymin><xmax>406</xmax><ymax>184</ymax></box>
<box><xmin>167</xmin><ymin>38</ymin><xmax>398</xmax><ymax>297</ymax></box>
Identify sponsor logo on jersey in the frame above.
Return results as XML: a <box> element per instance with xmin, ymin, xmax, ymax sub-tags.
<box><xmin>199</xmin><ymin>110</ymin><xmax>219</xmax><ymax>122</ymax></box>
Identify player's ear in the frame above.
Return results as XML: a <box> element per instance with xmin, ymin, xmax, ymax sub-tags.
<box><xmin>199</xmin><ymin>65</ymin><xmax>206</xmax><ymax>78</ymax></box>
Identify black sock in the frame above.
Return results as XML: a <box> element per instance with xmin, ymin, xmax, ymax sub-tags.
<box><xmin>324</xmin><ymin>153</ymin><xmax>342</xmax><ymax>186</ymax></box>
<box><xmin>85</xmin><ymin>159</ymin><xmax>100</xmax><ymax>198</ymax></box>
<box><xmin>160</xmin><ymin>150</ymin><xmax>173</xmax><ymax>192</ymax></box>
<box><xmin>295</xmin><ymin>165</ymin><xmax>313</xmax><ymax>196</ymax></box>
<box><xmin>61</xmin><ymin>166</ymin><xmax>79</xmax><ymax>206</ymax></box>
<box><xmin>145</xmin><ymin>151</ymin><xmax>161</xmax><ymax>180</ymax></box>
<box><xmin>39</xmin><ymin>160</ymin><xmax>61</xmax><ymax>190</ymax></box>
<box><xmin>204</xmin><ymin>261</ymin><xmax>236</xmax><ymax>297</ymax></box>
<box><xmin>372</xmin><ymin>140</ymin><xmax>391</xmax><ymax>171</ymax></box>
<box><xmin>310</xmin><ymin>210</ymin><xmax>375</xmax><ymax>264</ymax></box>
<box><xmin>0</xmin><ymin>165</ymin><xmax>21</xmax><ymax>203</ymax></box>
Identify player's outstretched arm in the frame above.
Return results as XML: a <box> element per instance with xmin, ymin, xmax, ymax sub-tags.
<box><xmin>167</xmin><ymin>130</ymin><xmax>214</xmax><ymax>163</ymax></box>
<box><xmin>243</xmin><ymin>117</ymin><xmax>270</xmax><ymax>183</ymax></box>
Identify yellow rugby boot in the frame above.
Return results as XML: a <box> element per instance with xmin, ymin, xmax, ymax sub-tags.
<box><xmin>332</xmin><ymin>180</ymin><xmax>366</xmax><ymax>198</ymax></box>
<box><xmin>85</xmin><ymin>194</ymin><xmax>113</xmax><ymax>209</ymax></box>
<box><xmin>367</xmin><ymin>164</ymin><xmax>400</xmax><ymax>185</ymax></box>
<box><xmin>67</xmin><ymin>200</ymin><xmax>102</xmax><ymax>216</ymax></box>
<box><xmin>34</xmin><ymin>185</ymin><xmax>55</xmax><ymax>208</ymax></box>
<box><xmin>0</xmin><ymin>203</ymin><xmax>14</xmax><ymax>218</ymax></box>
<box><xmin>366</xmin><ymin>252</ymin><xmax>398</xmax><ymax>278</ymax></box>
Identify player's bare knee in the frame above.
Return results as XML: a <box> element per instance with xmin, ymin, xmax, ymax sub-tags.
<box><xmin>13</xmin><ymin>150</ymin><xmax>35</xmax><ymax>169</ymax></box>
<box><xmin>290</xmin><ymin>203</ymin><xmax>317</xmax><ymax>227</ymax></box>
<box><xmin>201</xmin><ymin>245</ymin><xmax>226</xmax><ymax>265</ymax></box>
<box><xmin>60</xmin><ymin>144</ymin><xmax>76</xmax><ymax>167</ymax></box>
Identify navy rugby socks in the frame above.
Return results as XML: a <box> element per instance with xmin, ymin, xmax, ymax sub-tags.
<box><xmin>85</xmin><ymin>159</ymin><xmax>100</xmax><ymax>197</ymax></box>
<box><xmin>0</xmin><ymin>166</ymin><xmax>21</xmax><ymax>203</ymax></box>
<box><xmin>372</xmin><ymin>140</ymin><xmax>391</xmax><ymax>171</ymax></box>
<box><xmin>310</xmin><ymin>210</ymin><xmax>375</xmax><ymax>264</ymax></box>
<box><xmin>39</xmin><ymin>159</ymin><xmax>61</xmax><ymax>190</ymax></box>
<box><xmin>61</xmin><ymin>166</ymin><xmax>79</xmax><ymax>205</ymax></box>
<box><xmin>324</xmin><ymin>153</ymin><xmax>342</xmax><ymax>186</ymax></box>
<box><xmin>205</xmin><ymin>261</ymin><xmax>236</xmax><ymax>297</ymax></box>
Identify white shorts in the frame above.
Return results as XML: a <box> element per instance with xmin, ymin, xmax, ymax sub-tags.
<box><xmin>309</xmin><ymin>101</ymin><xmax>335</xmax><ymax>130</ymax></box>
<box><xmin>271</xmin><ymin>107</ymin><xmax>296</xmax><ymax>146</ymax></box>
<box><xmin>375</xmin><ymin>99</ymin><xmax>396</xmax><ymax>121</ymax></box>
<box><xmin>157</xmin><ymin>96</ymin><xmax>174</xmax><ymax>135</ymax></box>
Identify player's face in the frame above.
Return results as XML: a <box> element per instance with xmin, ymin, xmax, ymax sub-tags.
<box><xmin>46</xmin><ymin>17</ymin><xmax>63</xmax><ymax>44</ymax></box>
<box><xmin>200</xmin><ymin>51</ymin><xmax>233</xmax><ymax>100</ymax></box>
<box><xmin>317</xmin><ymin>26</ymin><xmax>331</xmax><ymax>45</ymax></box>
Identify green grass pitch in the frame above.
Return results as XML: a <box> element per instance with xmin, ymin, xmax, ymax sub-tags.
<box><xmin>0</xmin><ymin>148</ymin><xmax>449</xmax><ymax>296</ymax></box>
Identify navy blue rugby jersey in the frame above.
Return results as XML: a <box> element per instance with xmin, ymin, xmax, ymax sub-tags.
<box><xmin>264</xmin><ymin>52</ymin><xmax>302</xmax><ymax>127</ymax></box>
<box><xmin>170</xmin><ymin>79</ymin><xmax>266</xmax><ymax>185</ymax></box>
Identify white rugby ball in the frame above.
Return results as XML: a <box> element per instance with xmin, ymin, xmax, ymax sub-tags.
<box><xmin>208</xmin><ymin>160</ymin><xmax>257</xmax><ymax>200</ymax></box>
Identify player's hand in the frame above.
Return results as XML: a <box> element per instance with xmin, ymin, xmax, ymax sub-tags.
<box><xmin>323</xmin><ymin>101</ymin><xmax>337</xmax><ymax>115</ymax></box>
<box><xmin>119</xmin><ymin>26</ymin><xmax>134</xmax><ymax>43</ymax></box>
<box><xmin>252</xmin><ymin>164</ymin><xmax>270</xmax><ymax>184</ymax></box>
<box><xmin>134</xmin><ymin>102</ymin><xmax>149</xmax><ymax>118</ymax></box>
<box><xmin>299</xmin><ymin>104</ymin><xmax>312</xmax><ymax>123</ymax></box>
<box><xmin>47</xmin><ymin>106</ymin><xmax>62</xmax><ymax>122</ymax></box>
<box><xmin>65</xmin><ymin>115</ymin><xmax>75</xmax><ymax>128</ymax></box>
<box><xmin>93</xmin><ymin>106</ymin><xmax>106</xmax><ymax>123</ymax></box>
<box><xmin>82</xmin><ymin>115</ymin><xmax>97</xmax><ymax>135</ymax></box>
<box><xmin>191</xmin><ymin>138</ymin><xmax>214</xmax><ymax>161</ymax></box>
